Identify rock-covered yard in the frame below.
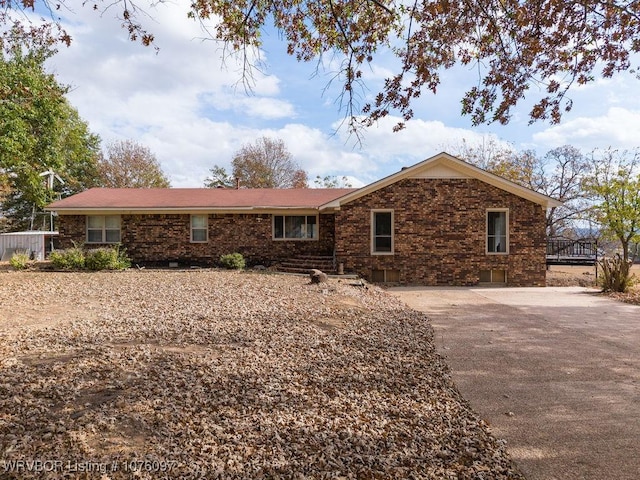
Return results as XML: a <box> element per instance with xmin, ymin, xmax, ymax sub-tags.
<box><xmin>0</xmin><ymin>270</ymin><xmax>523</xmax><ymax>479</ymax></box>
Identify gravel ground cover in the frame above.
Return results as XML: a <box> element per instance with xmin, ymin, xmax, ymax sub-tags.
<box><xmin>0</xmin><ymin>269</ymin><xmax>523</xmax><ymax>479</ymax></box>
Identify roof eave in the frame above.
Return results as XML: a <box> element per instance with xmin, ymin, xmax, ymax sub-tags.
<box><xmin>47</xmin><ymin>206</ymin><xmax>324</xmax><ymax>215</ymax></box>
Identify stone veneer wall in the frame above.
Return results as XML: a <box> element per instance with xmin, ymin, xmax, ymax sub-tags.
<box><xmin>334</xmin><ymin>178</ymin><xmax>547</xmax><ymax>286</ymax></box>
<box><xmin>57</xmin><ymin>213</ymin><xmax>336</xmax><ymax>266</ymax></box>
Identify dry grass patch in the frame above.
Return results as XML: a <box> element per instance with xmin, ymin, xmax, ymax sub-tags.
<box><xmin>546</xmin><ymin>264</ymin><xmax>640</xmax><ymax>305</ymax></box>
<box><xmin>0</xmin><ymin>270</ymin><xmax>523</xmax><ymax>479</ymax></box>
<box><xmin>608</xmin><ymin>284</ymin><xmax>640</xmax><ymax>305</ymax></box>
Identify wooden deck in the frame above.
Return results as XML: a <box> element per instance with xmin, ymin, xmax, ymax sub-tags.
<box><xmin>546</xmin><ymin>239</ymin><xmax>598</xmax><ymax>266</ymax></box>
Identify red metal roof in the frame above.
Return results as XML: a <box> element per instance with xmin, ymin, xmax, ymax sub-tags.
<box><xmin>47</xmin><ymin>188</ymin><xmax>357</xmax><ymax>211</ymax></box>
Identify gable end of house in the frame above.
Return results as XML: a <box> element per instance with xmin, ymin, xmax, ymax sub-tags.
<box><xmin>320</xmin><ymin>152</ymin><xmax>562</xmax><ymax>211</ymax></box>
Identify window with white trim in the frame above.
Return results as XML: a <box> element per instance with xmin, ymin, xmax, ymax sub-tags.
<box><xmin>273</xmin><ymin>215</ymin><xmax>318</xmax><ymax>240</ymax></box>
<box><xmin>191</xmin><ymin>214</ymin><xmax>208</xmax><ymax>242</ymax></box>
<box><xmin>87</xmin><ymin>215</ymin><xmax>121</xmax><ymax>243</ymax></box>
<box><xmin>372</xmin><ymin>210</ymin><xmax>393</xmax><ymax>254</ymax></box>
<box><xmin>487</xmin><ymin>209</ymin><xmax>508</xmax><ymax>254</ymax></box>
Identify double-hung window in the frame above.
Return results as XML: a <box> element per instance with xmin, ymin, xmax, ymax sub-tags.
<box><xmin>273</xmin><ymin>215</ymin><xmax>318</xmax><ymax>240</ymax></box>
<box><xmin>487</xmin><ymin>209</ymin><xmax>508</xmax><ymax>254</ymax></box>
<box><xmin>372</xmin><ymin>210</ymin><xmax>393</xmax><ymax>254</ymax></box>
<box><xmin>87</xmin><ymin>215</ymin><xmax>121</xmax><ymax>243</ymax></box>
<box><xmin>190</xmin><ymin>214</ymin><xmax>208</xmax><ymax>242</ymax></box>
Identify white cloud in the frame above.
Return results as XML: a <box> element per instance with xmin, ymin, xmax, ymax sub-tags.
<box><xmin>532</xmin><ymin>107</ymin><xmax>640</xmax><ymax>150</ymax></box>
<box><xmin>334</xmin><ymin>116</ymin><xmax>511</xmax><ymax>164</ymax></box>
<box><xmin>242</xmin><ymin>98</ymin><xmax>296</xmax><ymax>119</ymax></box>
<box><xmin>139</xmin><ymin>120</ymin><xmax>244</xmax><ymax>187</ymax></box>
<box><xmin>199</xmin><ymin>92</ymin><xmax>296</xmax><ymax>119</ymax></box>
<box><xmin>48</xmin><ymin>1</ymin><xmax>294</xmax><ymax>132</ymax></box>
<box><xmin>276</xmin><ymin>124</ymin><xmax>372</xmax><ymax>179</ymax></box>
<box><xmin>29</xmin><ymin>0</ymin><xmax>640</xmax><ymax>190</ymax></box>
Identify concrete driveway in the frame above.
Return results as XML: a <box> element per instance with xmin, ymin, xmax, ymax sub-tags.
<box><xmin>388</xmin><ymin>286</ymin><xmax>640</xmax><ymax>480</ymax></box>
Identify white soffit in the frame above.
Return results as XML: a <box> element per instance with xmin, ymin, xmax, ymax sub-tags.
<box><xmin>410</xmin><ymin>163</ymin><xmax>471</xmax><ymax>179</ymax></box>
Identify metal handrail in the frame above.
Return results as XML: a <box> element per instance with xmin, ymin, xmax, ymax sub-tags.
<box><xmin>547</xmin><ymin>239</ymin><xmax>597</xmax><ymax>257</ymax></box>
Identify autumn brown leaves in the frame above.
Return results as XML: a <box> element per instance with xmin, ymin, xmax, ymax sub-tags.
<box><xmin>0</xmin><ymin>270</ymin><xmax>524</xmax><ymax>478</ymax></box>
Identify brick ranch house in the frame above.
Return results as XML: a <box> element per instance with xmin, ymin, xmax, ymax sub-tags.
<box><xmin>47</xmin><ymin>152</ymin><xmax>561</xmax><ymax>286</ymax></box>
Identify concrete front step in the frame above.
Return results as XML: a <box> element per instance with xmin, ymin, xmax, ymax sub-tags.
<box><xmin>277</xmin><ymin>256</ymin><xmax>335</xmax><ymax>274</ymax></box>
<box><xmin>280</xmin><ymin>261</ymin><xmax>334</xmax><ymax>268</ymax></box>
<box><xmin>278</xmin><ymin>266</ymin><xmax>335</xmax><ymax>274</ymax></box>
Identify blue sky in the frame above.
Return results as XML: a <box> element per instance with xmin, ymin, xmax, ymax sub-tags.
<box><xmin>41</xmin><ymin>1</ymin><xmax>640</xmax><ymax>187</ymax></box>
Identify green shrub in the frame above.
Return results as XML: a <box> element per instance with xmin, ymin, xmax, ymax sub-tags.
<box><xmin>103</xmin><ymin>245</ymin><xmax>131</xmax><ymax>270</ymax></box>
<box><xmin>9</xmin><ymin>251</ymin><xmax>30</xmax><ymax>270</ymax></box>
<box><xmin>51</xmin><ymin>245</ymin><xmax>131</xmax><ymax>271</ymax></box>
<box><xmin>220</xmin><ymin>253</ymin><xmax>245</xmax><ymax>270</ymax></box>
<box><xmin>86</xmin><ymin>248</ymin><xmax>118</xmax><ymax>270</ymax></box>
<box><xmin>50</xmin><ymin>247</ymin><xmax>86</xmax><ymax>270</ymax></box>
<box><xmin>112</xmin><ymin>245</ymin><xmax>131</xmax><ymax>270</ymax></box>
<box><xmin>48</xmin><ymin>250</ymin><xmax>67</xmax><ymax>269</ymax></box>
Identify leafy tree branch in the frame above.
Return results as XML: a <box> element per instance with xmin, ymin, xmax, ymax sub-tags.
<box><xmin>8</xmin><ymin>1</ymin><xmax>637</xmax><ymax>131</ymax></box>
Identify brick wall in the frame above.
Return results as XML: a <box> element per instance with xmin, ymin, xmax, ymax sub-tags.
<box><xmin>57</xmin><ymin>213</ymin><xmax>335</xmax><ymax>266</ymax></box>
<box><xmin>334</xmin><ymin>178</ymin><xmax>547</xmax><ymax>286</ymax></box>
<box><xmin>56</xmin><ymin>178</ymin><xmax>547</xmax><ymax>285</ymax></box>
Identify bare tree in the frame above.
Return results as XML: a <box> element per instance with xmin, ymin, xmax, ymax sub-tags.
<box><xmin>314</xmin><ymin>175</ymin><xmax>353</xmax><ymax>188</ymax></box>
<box><xmin>206</xmin><ymin>137</ymin><xmax>308</xmax><ymax>189</ymax></box>
<box><xmin>536</xmin><ymin>146</ymin><xmax>592</xmax><ymax>238</ymax></box>
<box><xmin>97</xmin><ymin>140</ymin><xmax>170</xmax><ymax>188</ymax></box>
<box><xmin>453</xmin><ymin>140</ymin><xmax>592</xmax><ymax>237</ymax></box>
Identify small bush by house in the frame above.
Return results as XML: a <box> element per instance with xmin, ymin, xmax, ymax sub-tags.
<box><xmin>220</xmin><ymin>253</ymin><xmax>245</xmax><ymax>270</ymax></box>
<box><xmin>50</xmin><ymin>245</ymin><xmax>130</xmax><ymax>271</ymax></box>
<box><xmin>9</xmin><ymin>251</ymin><xmax>30</xmax><ymax>270</ymax></box>
<box><xmin>49</xmin><ymin>246</ymin><xmax>86</xmax><ymax>270</ymax></box>
<box><xmin>85</xmin><ymin>248</ymin><xmax>115</xmax><ymax>270</ymax></box>
<box><xmin>85</xmin><ymin>247</ymin><xmax>131</xmax><ymax>271</ymax></box>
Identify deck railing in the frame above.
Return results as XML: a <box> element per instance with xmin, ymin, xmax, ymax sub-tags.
<box><xmin>546</xmin><ymin>238</ymin><xmax>598</xmax><ymax>265</ymax></box>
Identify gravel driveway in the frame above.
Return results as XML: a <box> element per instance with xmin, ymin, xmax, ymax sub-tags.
<box><xmin>389</xmin><ymin>286</ymin><xmax>640</xmax><ymax>480</ymax></box>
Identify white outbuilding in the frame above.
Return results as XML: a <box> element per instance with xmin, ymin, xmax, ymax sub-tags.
<box><xmin>0</xmin><ymin>231</ymin><xmax>58</xmax><ymax>261</ymax></box>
